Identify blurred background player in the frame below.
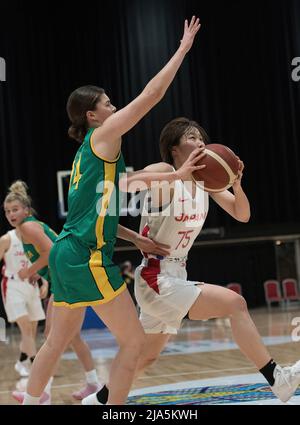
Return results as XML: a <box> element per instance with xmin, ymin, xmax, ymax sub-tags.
<box><xmin>3</xmin><ymin>180</ymin><xmax>103</xmax><ymax>404</ymax></box>
<box><xmin>0</xmin><ymin>227</ymin><xmax>47</xmax><ymax>378</ymax></box>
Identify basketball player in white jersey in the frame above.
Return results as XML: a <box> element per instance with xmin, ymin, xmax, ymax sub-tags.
<box><xmin>83</xmin><ymin>117</ymin><xmax>300</xmax><ymax>405</ymax></box>
<box><xmin>0</xmin><ymin>228</ymin><xmax>47</xmax><ymax>378</ymax></box>
<box><xmin>3</xmin><ymin>181</ymin><xmax>106</xmax><ymax>404</ymax></box>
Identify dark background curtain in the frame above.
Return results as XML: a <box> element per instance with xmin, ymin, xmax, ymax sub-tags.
<box><xmin>0</xmin><ymin>1</ymin><xmax>300</xmax><ymax>314</ymax></box>
<box><xmin>1</xmin><ymin>0</ymin><xmax>300</xmax><ymax>235</ymax></box>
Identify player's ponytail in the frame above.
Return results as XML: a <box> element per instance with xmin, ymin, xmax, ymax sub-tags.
<box><xmin>4</xmin><ymin>180</ymin><xmax>36</xmax><ymax>215</ymax></box>
<box><xmin>68</xmin><ymin>123</ymin><xmax>87</xmax><ymax>143</ymax></box>
<box><xmin>67</xmin><ymin>85</ymin><xmax>105</xmax><ymax>143</ymax></box>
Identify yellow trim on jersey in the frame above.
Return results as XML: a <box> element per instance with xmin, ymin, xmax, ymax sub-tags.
<box><xmin>72</xmin><ymin>154</ymin><xmax>83</xmax><ymax>189</ymax></box>
<box><xmin>89</xmin><ymin>250</ymin><xmax>122</xmax><ymax>301</ymax></box>
<box><xmin>95</xmin><ymin>161</ymin><xmax>116</xmax><ymax>249</ymax></box>
<box><xmin>69</xmin><ymin>160</ymin><xmax>75</xmax><ymax>190</ymax></box>
<box><xmin>53</xmin><ymin>283</ymin><xmax>127</xmax><ymax>309</ymax></box>
<box><xmin>90</xmin><ymin>131</ymin><xmax>121</xmax><ymax>163</ymax></box>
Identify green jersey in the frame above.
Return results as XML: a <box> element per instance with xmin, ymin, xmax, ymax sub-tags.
<box><xmin>22</xmin><ymin>216</ymin><xmax>57</xmax><ymax>280</ymax></box>
<box><xmin>57</xmin><ymin>128</ymin><xmax>126</xmax><ymax>254</ymax></box>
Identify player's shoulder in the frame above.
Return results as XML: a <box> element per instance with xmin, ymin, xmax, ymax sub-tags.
<box><xmin>0</xmin><ymin>232</ymin><xmax>11</xmax><ymax>249</ymax></box>
<box><xmin>19</xmin><ymin>219</ymin><xmax>42</xmax><ymax>234</ymax></box>
<box><xmin>143</xmin><ymin>162</ymin><xmax>174</xmax><ymax>172</ymax></box>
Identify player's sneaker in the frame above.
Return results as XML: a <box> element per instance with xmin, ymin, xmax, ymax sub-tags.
<box><xmin>72</xmin><ymin>383</ymin><xmax>102</xmax><ymax>400</ymax></box>
<box><xmin>81</xmin><ymin>392</ymin><xmax>103</xmax><ymax>405</ymax></box>
<box><xmin>14</xmin><ymin>360</ymin><xmax>30</xmax><ymax>377</ymax></box>
<box><xmin>271</xmin><ymin>361</ymin><xmax>300</xmax><ymax>402</ymax></box>
<box><xmin>12</xmin><ymin>390</ymin><xmax>51</xmax><ymax>405</ymax></box>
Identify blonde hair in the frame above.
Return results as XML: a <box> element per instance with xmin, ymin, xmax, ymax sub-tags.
<box><xmin>4</xmin><ymin>180</ymin><xmax>36</xmax><ymax>215</ymax></box>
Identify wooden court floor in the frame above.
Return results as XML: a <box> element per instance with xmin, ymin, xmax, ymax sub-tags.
<box><xmin>1</xmin><ymin>305</ymin><xmax>300</xmax><ymax>405</ymax></box>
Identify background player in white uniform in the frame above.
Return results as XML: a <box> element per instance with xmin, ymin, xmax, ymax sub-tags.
<box><xmin>0</xmin><ymin>228</ymin><xmax>47</xmax><ymax>378</ymax></box>
<box><xmin>3</xmin><ymin>181</ymin><xmax>103</xmax><ymax>404</ymax></box>
<box><xmin>83</xmin><ymin>117</ymin><xmax>300</xmax><ymax>405</ymax></box>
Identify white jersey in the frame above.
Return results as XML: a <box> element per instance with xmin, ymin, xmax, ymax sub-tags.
<box><xmin>2</xmin><ymin>230</ymin><xmax>30</xmax><ymax>280</ymax></box>
<box><xmin>1</xmin><ymin>230</ymin><xmax>45</xmax><ymax>323</ymax></box>
<box><xmin>140</xmin><ymin>179</ymin><xmax>209</xmax><ymax>258</ymax></box>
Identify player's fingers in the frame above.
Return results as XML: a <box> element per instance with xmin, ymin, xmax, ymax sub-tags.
<box><xmin>189</xmin><ymin>16</ymin><xmax>196</xmax><ymax>28</ymax></box>
<box><xmin>194</xmin><ymin>164</ymin><xmax>206</xmax><ymax>170</ymax></box>
<box><xmin>191</xmin><ymin>152</ymin><xmax>206</xmax><ymax>164</ymax></box>
<box><xmin>192</xmin><ymin>18</ymin><xmax>200</xmax><ymax>31</ymax></box>
<box><xmin>188</xmin><ymin>148</ymin><xmax>202</xmax><ymax>159</ymax></box>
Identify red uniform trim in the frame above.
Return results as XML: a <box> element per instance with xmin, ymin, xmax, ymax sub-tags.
<box><xmin>140</xmin><ymin>258</ymin><xmax>161</xmax><ymax>294</ymax></box>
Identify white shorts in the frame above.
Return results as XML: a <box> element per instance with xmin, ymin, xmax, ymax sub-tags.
<box><xmin>135</xmin><ymin>257</ymin><xmax>203</xmax><ymax>334</ymax></box>
<box><xmin>1</xmin><ymin>277</ymin><xmax>46</xmax><ymax>323</ymax></box>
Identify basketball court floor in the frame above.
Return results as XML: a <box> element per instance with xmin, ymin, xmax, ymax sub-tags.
<box><xmin>1</xmin><ymin>304</ymin><xmax>300</xmax><ymax>405</ymax></box>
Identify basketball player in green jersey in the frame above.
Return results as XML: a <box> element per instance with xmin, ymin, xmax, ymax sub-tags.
<box><xmin>23</xmin><ymin>17</ymin><xmax>201</xmax><ymax>405</ymax></box>
<box><xmin>4</xmin><ymin>181</ymin><xmax>104</xmax><ymax>403</ymax></box>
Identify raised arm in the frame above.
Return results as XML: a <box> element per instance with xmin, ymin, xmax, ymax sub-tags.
<box><xmin>93</xmin><ymin>17</ymin><xmax>201</xmax><ymax>159</ymax></box>
<box><xmin>119</xmin><ymin>148</ymin><xmax>206</xmax><ymax>193</ymax></box>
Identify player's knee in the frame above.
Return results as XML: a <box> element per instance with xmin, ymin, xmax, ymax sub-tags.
<box><xmin>19</xmin><ymin>321</ymin><xmax>33</xmax><ymax>336</ymax></box>
<box><xmin>132</xmin><ymin>333</ymin><xmax>147</xmax><ymax>353</ymax></box>
<box><xmin>45</xmin><ymin>333</ymin><xmax>68</xmax><ymax>355</ymax></box>
<box><xmin>122</xmin><ymin>332</ymin><xmax>146</xmax><ymax>357</ymax></box>
<box><xmin>138</xmin><ymin>354</ymin><xmax>159</xmax><ymax>371</ymax></box>
<box><xmin>229</xmin><ymin>294</ymin><xmax>248</xmax><ymax>315</ymax></box>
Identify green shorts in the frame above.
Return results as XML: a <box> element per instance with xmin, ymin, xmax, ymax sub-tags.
<box><xmin>49</xmin><ymin>234</ymin><xmax>126</xmax><ymax>308</ymax></box>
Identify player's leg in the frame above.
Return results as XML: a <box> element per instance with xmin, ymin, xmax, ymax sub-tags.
<box><xmin>23</xmin><ymin>305</ymin><xmax>85</xmax><ymax>404</ymax></box>
<box><xmin>16</xmin><ymin>315</ymin><xmax>36</xmax><ymax>362</ymax></box>
<box><xmin>12</xmin><ymin>294</ymin><xmax>52</xmax><ymax>404</ymax></box>
<box><xmin>136</xmin><ymin>333</ymin><xmax>171</xmax><ymax>374</ymax></box>
<box><xmin>30</xmin><ymin>320</ymin><xmax>38</xmax><ymax>342</ymax></box>
<box><xmin>134</xmin><ymin>311</ymin><xmax>173</xmax><ymax>375</ymax></box>
<box><xmin>44</xmin><ymin>293</ymin><xmax>54</xmax><ymax>338</ymax></box>
<box><xmin>189</xmin><ymin>283</ymin><xmax>270</xmax><ymax>367</ymax></box>
<box><xmin>4</xmin><ymin>283</ymin><xmax>35</xmax><ymax>374</ymax></box>
<box><xmin>92</xmin><ymin>289</ymin><xmax>146</xmax><ymax>405</ymax></box>
<box><xmin>70</xmin><ymin>331</ymin><xmax>104</xmax><ymax>400</ymax></box>
<box><xmin>82</xmin><ymin>311</ymin><xmax>172</xmax><ymax>405</ymax></box>
<box><xmin>27</xmin><ymin>285</ymin><xmax>46</xmax><ymax>363</ymax></box>
<box><xmin>188</xmin><ymin>283</ymin><xmax>300</xmax><ymax>402</ymax></box>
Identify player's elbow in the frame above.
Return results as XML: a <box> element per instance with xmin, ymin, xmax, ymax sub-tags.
<box><xmin>236</xmin><ymin>212</ymin><xmax>251</xmax><ymax>223</ymax></box>
<box><xmin>239</xmin><ymin>217</ymin><xmax>250</xmax><ymax>223</ymax></box>
<box><xmin>143</xmin><ymin>87</ymin><xmax>164</xmax><ymax>104</ymax></box>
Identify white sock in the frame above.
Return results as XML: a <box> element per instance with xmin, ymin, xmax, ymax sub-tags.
<box><xmin>22</xmin><ymin>393</ymin><xmax>40</xmax><ymax>405</ymax></box>
<box><xmin>85</xmin><ymin>369</ymin><xmax>99</xmax><ymax>385</ymax></box>
<box><xmin>44</xmin><ymin>377</ymin><xmax>53</xmax><ymax>395</ymax></box>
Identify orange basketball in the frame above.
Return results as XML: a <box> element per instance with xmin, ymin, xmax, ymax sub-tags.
<box><xmin>192</xmin><ymin>144</ymin><xmax>239</xmax><ymax>192</ymax></box>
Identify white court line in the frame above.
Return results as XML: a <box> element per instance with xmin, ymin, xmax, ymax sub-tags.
<box><xmin>0</xmin><ymin>366</ymin><xmax>257</xmax><ymax>396</ymax></box>
<box><xmin>138</xmin><ymin>366</ymin><xmax>257</xmax><ymax>380</ymax></box>
<box><xmin>62</xmin><ymin>334</ymin><xmax>295</xmax><ymax>360</ymax></box>
<box><xmin>2</xmin><ymin>370</ymin><xmax>299</xmax><ymax>405</ymax></box>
